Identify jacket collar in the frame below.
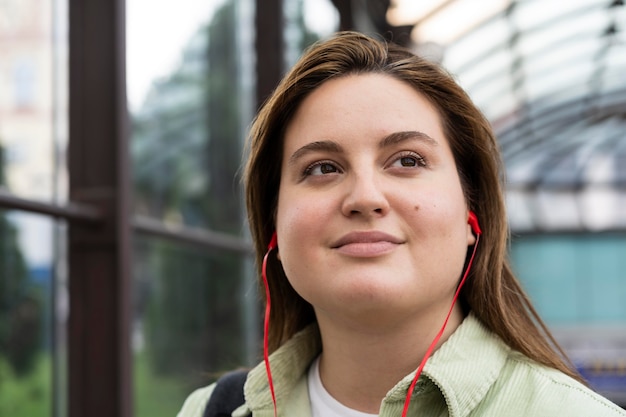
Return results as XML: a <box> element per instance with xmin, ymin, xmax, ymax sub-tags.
<box><xmin>241</xmin><ymin>313</ymin><xmax>510</xmax><ymax>416</ymax></box>
<box><xmin>401</xmin><ymin>313</ymin><xmax>510</xmax><ymax>416</ymax></box>
<box><xmin>242</xmin><ymin>323</ymin><xmax>322</xmax><ymax>413</ymax></box>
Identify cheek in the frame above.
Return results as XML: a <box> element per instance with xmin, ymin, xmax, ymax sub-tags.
<box><xmin>274</xmin><ymin>202</ymin><xmax>319</xmax><ymax>301</ymax></box>
<box><xmin>404</xmin><ymin>183</ymin><xmax>469</xmax><ymax>238</ymax></box>
<box><xmin>275</xmin><ymin>192</ymin><xmax>329</xmax><ymax>261</ymax></box>
<box><xmin>277</xmin><ymin>185</ymin><xmax>334</xmax><ymax>230</ymax></box>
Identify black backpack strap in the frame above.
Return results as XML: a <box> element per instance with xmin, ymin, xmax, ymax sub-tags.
<box><xmin>203</xmin><ymin>369</ymin><xmax>249</xmax><ymax>417</ymax></box>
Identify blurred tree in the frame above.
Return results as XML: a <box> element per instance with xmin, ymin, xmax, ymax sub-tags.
<box><xmin>0</xmin><ymin>145</ymin><xmax>43</xmax><ymax>376</ymax></box>
<box><xmin>131</xmin><ymin>0</ymin><xmax>321</xmax><ymax>384</ymax></box>
<box><xmin>132</xmin><ymin>0</ymin><xmax>246</xmax><ymax>383</ymax></box>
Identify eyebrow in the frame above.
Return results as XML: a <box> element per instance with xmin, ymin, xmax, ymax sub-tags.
<box><xmin>379</xmin><ymin>130</ymin><xmax>438</xmax><ymax>149</ymax></box>
<box><xmin>288</xmin><ymin>130</ymin><xmax>437</xmax><ymax>165</ymax></box>
<box><xmin>288</xmin><ymin>140</ymin><xmax>344</xmax><ymax>165</ymax></box>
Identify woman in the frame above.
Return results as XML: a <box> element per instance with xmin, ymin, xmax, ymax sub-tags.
<box><xmin>178</xmin><ymin>31</ymin><xmax>625</xmax><ymax>417</ymax></box>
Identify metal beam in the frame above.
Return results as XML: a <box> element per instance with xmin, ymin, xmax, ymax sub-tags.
<box><xmin>0</xmin><ymin>189</ymin><xmax>103</xmax><ymax>223</ymax></box>
<box><xmin>255</xmin><ymin>0</ymin><xmax>283</xmax><ymax>109</ymax></box>
<box><xmin>68</xmin><ymin>0</ymin><xmax>132</xmax><ymax>416</ymax></box>
<box><xmin>133</xmin><ymin>215</ymin><xmax>252</xmax><ymax>254</ymax></box>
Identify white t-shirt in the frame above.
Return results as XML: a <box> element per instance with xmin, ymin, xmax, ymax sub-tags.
<box><xmin>307</xmin><ymin>356</ymin><xmax>379</xmax><ymax>417</ymax></box>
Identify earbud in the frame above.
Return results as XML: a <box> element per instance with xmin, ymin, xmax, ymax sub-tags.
<box><xmin>268</xmin><ymin>231</ymin><xmax>278</xmax><ymax>250</ymax></box>
<box><xmin>468</xmin><ymin>211</ymin><xmax>481</xmax><ymax>236</ymax></box>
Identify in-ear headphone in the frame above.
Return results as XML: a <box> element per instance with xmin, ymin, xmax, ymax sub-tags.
<box><xmin>468</xmin><ymin>211</ymin><xmax>481</xmax><ymax>236</ymax></box>
<box><xmin>268</xmin><ymin>231</ymin><xmax>278</xmax><ymax>250</ymax></box>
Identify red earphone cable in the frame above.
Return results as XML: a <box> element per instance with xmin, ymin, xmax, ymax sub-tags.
<box><xmin>262</xmin><ymin>231</ymin><xmax>479</xmax><ymax>417</ymax></box>
<box><xmin>262</xmin><ymin>240</ymin><xmax>278</xmax><ymax>417</ymax></box>
<box><xmin>400</xmin><ymin>233</ymin><xmax>480</xmax><ymax>417</ymax></box>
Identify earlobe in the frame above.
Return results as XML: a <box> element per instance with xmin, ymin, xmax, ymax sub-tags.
<box><xmin>467</xmin><ymin>223</ymin><xmax>477</xmax><ymax>246</ymax></box>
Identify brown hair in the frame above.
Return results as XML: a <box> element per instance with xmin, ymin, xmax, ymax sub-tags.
<box><xmin>244</xmin><ymin>31</ymin><xmax>583</xmax><ymax>383</ymax></box>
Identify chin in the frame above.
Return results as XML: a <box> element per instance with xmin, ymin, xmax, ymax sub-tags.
<box><xmin>322</xmin><ymin>279</ymin><xmax>413</xmax><ymax>310</ymax></box>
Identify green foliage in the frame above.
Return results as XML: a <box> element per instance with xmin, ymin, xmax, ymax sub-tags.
<box><xmin>3</xmin><ymin>292</ymin><xmax>43</xmax><ymax>375</ymax></box>
<box><xmin>131</xmin><ymin>1</ymin><xmax>243</xmax><ymax>235</ymax></box>
<box><xmin>0</xmin><ymin>353</ymin><xmax>51</xmax><ymax>417</ymax></box>
<box><xmin>134</xmin><ymin>351</ymin><xmax>191</xmax><ymax>417</ymax></box>
<box><xmin>0</xmin><ymin>146</ymin><xmax>43</xmax><ymax>377</ymax></box>
<box><xmin>138</xmin><ymin>238</ymin><xmax>245</xmax><ymax>379</ymax></box>
<box><xmin>131</xmin><ymin>0</ymin><xmax>249</xmax><ymax>388</ymax></box>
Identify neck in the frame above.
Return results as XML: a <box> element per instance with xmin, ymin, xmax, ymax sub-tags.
<box><xmin>315</xmin><ymin>304</ymin><xmax>464</xmax><ymax>414</ymax></box>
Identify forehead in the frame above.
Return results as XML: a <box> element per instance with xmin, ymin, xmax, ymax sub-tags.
<box><xmin>283</xmin><ymin>73</ymin><xmax>446</xmax><ymax>150</ymax></box>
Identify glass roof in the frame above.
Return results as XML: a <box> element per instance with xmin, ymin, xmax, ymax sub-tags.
<box><xmin>390</xmin><ymin>0</ymin><xmax>626</xmax><ymax>232</ymax></box>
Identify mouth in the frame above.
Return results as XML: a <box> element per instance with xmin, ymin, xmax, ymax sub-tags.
<box><xmin>331</xmin><ymin>231</ymin><xmax>404</xmax><ymax>257</ymax></box>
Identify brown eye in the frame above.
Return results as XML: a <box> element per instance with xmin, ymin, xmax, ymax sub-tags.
<box><xmin>303</xmin><ymin>160</ymin><xmax>342</xmax><ymax>177</ymax></box>
<box><xmin>400</xmin><ymin>156</ymin><xmax>417</xmax><ymax>167</ymax></box>
<box><xmin>319</xmin><ymin>163</ymin><xmax>338</xmax><ymax>174</ymax></box>
<box><xmin>390</xmin><ymin>152</ymin><xmax>426</xmax><ymax>169</ymax></box>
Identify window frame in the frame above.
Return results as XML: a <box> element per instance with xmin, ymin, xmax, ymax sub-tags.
<box><xmin>0</xmin><ymin>0</ymin><xmax>283</xmax><ymax>416</ymax></box>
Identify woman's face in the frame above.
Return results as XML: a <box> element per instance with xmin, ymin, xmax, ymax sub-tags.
<box><xmin>276</xmin><ymin>74</ymin><xmax>476</xmax><ymax>326</ymax></box>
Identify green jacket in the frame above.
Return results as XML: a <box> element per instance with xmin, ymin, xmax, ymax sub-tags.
<box><xmin>177</xmin><ymin>314</ymin><xmax>626</xmax><ymax>416</ymax></box>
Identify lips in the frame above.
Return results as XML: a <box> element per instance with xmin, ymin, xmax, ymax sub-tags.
<box><xmin>332</xmin><ymin>231</ymin><xmax>404</xmax><ymax>247</ymax></box>
<box><xmin>331</xmin><ymin>231</ymin><xmax>404</xmax><ymax>257</ymax></box>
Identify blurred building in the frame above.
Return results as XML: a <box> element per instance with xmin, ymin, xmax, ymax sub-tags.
<box><xmin>0</xmin><ymin>0</ymin><xmax>63</xmax><ymax>201</ymax></box>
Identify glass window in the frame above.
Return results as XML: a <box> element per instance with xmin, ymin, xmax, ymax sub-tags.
<box><xmin>513</xmin><ymin>0</ymin><xmax>605</xmax><ymax>34</ymax></box>
<box><xmin>132</xmin><ymin>235</ymin><xmax>256</xmax><ymax>417</ymax></box>
<box><xmin>128</xmin><ymin>0</ymin><xmax>252</xmax><ymax>235</ymax></box>
<box><xmin>127</xmin><ymin>1</ymin><xmax>256</xmax><ymax>416</ymax></box>
<box><xmin>0</xmin><ymin>0</ymin><xmax>68</xmax><ymax>415</ymax></box>
<box><xmin>0</xmin><ymin>0</ymin><xmax>67</xmax><ymax>204</ymax></box>
<box><xmin>412</xmin><ymin>0</ymin><xmax>508</xmax><ymax>46</ymax></box>
<box><xmin>0</xmin><ymin>210</ymin><xmax>67</xmax><ymax>417</ymax></box>
<box><xmin>284</xmin><ymin>0</ymin><xmax>338</xmax><ymax>67</ymax></box>
<box><xmin>444</xmin><ymin>17</ymin><xmax>510</xmax><ymax>73</ymax></box>
<box><xmin>603</xmin><ymin>44</ymin><xmax>626</xmax><ymax>89</ymax></box>
<box><xmin>522</xmin><ymin>37</ymin><xmax>600</xmax><ymax>80</ymax></box>
<box><xmin>455</xmin><ymin>48</ymin><xmax>512</xmax><ymax>93</ymax></box>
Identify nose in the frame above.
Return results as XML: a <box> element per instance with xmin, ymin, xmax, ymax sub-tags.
<box><xmin>341</xmin><ymin>171</ymin><xmax>390</xmax><ymax>217</ymax></box>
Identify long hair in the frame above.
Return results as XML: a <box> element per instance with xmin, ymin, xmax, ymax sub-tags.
<box><xmin>244</xmin><ymin>31</ymin><xmax>583</xmax><ymax>383</ymax></box>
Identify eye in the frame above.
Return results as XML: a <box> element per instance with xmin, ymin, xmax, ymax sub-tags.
<box><xmin>303</xmin><ymin>161</ymin><xmax>342</xmax><ymax>176</ymax></box>
<box><xmin>399</xmin><ymin>156</ymin><xmax>418</xmax><ymax>167</ymax></box>
<box><xmin>389</xmin><ymin>152</ymin><xmax>426</xmax><ymax>168</ymax></box>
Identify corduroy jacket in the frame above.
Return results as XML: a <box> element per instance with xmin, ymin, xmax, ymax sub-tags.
<box><xmin>177</xmin><ymin>313</ymin><xmax>626</xmax><ymax>417</ymax></box>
